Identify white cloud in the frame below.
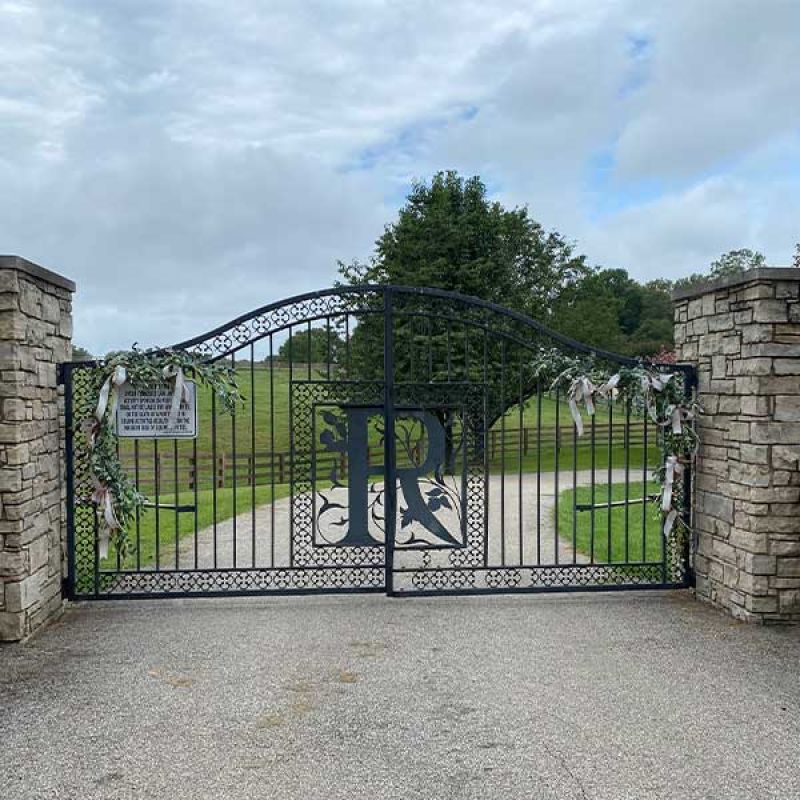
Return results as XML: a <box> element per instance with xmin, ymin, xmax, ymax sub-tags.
<box><xmin>0</xmin><ymin>0</ymin><xmax>797</xmax><ymax>353</ymax></box>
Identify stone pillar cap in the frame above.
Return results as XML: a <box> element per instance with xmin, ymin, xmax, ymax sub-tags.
<box><xmin>0</xmin><ymin>255</ymin><xmax>75</xmax><ymax>293</ymax></box>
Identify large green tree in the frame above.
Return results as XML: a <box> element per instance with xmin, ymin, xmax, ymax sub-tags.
<box><xmin>340</xmin><ymin>171</ymin><xmax>588</xmax><ymax>320</ymax></box>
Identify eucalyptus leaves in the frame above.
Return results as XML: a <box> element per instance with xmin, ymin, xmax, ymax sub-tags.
<box><xmin>84</xmin><ymin>346</ymin><xmax>242</xmax><ymax>558</ymax></box>
<box><xmin>530</xmin><ymin>348</ymin><xmax>700</xmax><ymax>539</ymax></box>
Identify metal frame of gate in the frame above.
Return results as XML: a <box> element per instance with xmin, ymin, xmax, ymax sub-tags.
<box><xmin>62</xmin><ymin>285</ymin><xmax>695</xmax><ymax>600</ymax></box>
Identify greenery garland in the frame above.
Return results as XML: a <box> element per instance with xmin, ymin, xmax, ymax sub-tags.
<box><xmin>84</xmin><ymin>346</ymin><xmax>242</xmax><ymax>558</ymax></box>
<box><xmin>528</xmin><ymin>347</ymin><xmax>701</xmax><ymax>540</ymax></box>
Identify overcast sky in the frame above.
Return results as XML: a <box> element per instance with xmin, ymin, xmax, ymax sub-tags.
<box><xmin>2</xmin><ymin>0</ymin><xmax>799</xmax><ymax>354</ymax></box>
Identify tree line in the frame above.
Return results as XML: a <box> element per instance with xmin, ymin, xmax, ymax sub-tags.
<box><xmin>74</xmin><ymin>171</ymin><xmax>798</xmax><ymax>362</ymax></box>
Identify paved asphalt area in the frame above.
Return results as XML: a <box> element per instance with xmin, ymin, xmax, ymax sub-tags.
<box><xmin>2</xmin><ymin>592</ymin><xmax>799</xmax><ymax>800</ymax></box>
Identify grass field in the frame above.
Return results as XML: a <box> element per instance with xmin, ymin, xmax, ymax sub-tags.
<box><xmin>556</xmin><ymin>480</ymin><xmax>663</xmax><ymax>563</ymax></box>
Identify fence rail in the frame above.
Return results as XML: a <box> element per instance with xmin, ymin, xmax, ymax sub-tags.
<box><xmin>120</xmin><ymin>421</ymin><xmax>655</xmax><ymax>493</ymax></box>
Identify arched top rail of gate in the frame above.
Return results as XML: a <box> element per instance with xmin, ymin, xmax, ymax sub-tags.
<box><xmin>69</xmin><ymin>284</ymin><xmax>690</xmax><ymax>380</ymax></box>
<box><xmin>162</xmin><ymin>285</ymin><xmax>686</xmax><ymax>374</ymax></box>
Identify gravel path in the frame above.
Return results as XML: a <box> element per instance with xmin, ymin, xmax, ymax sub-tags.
<box><xmin>160</xmin><ymin>468</ymin><xmax>641</xmax><ymax>570</ymax></box>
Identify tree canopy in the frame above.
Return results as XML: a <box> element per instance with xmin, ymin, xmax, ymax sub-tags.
<box><xmin>339</xmin><ymin>171</ymin><xmax>588</xmax><ymax>321</ymax></box>
<box><xmin>277</xmin><ymin>327</ymin><xmax>343</xmax><ymax>364</ymax></box>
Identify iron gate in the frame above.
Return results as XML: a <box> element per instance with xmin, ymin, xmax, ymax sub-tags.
<box><xmin>62</xmin><ymin>286</ymin><xmax>694</xmax><ymax>599</ymax></box>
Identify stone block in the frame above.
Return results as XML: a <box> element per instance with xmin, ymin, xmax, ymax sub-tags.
<box><xmin>773</xmin><ymin>445</ymin><xmax>800</xmax><ymax>469</ymax></box>
<box><xmin>708</xmin><ymin>313</ymin><xmax>734</xmax><ymax>332</ymax></box>
<box><xmin>774</xmin><ymin>358</ymin><xmax>800</xmax><ymax>375</ymax></box>
<box><xmin>745</xmin><ymin>594</ymin><xmax>778</xmax><ymax>613</ymax></box>
<box><xmin>741</xmin><ymin>553</ymin><xmax>777</xmax><ymax>574</ymax></box>
<box><xmin>0</xmin><ymin>611</ymin><xmax>25</xmax><ymax>640</ymax></box>
<box><xmin>775</xmin><ymin>396</ymin><xmax>800</xmax><ymax>422</ymax></box>
<box><xmin>752</xmin><ymin>422</ymin><xmax>800</xmax><ymax>444</ymax></box>
<box><xmin>753</xmin><ymin>299</ymin><xmax>789</xmax><ymax>323</ymax></box>
<box><xmin>730</xmin><ymin>358</ymin><xmax>772</xmax><ymax>376</ymax></box>
<box><xmin>771</xmin><ymin>540</ymin><xmax>800</xmax><ymax>556</ymax></box>
<box><xmin>779</xmin><ymin>591</ymin><xmax>800</xmax><ymax>613</ymax></box>
<box><xmin>777</xmin><ymin>558</ymin><xmax>800</xmax><ymax>577</ymax></box>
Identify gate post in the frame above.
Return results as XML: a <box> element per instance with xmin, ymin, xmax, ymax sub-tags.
<box><xmin>0</xmin><ymin>256</ymin><xmax>74</xmax><ymax>641</ymax></box>
<box><xmin>674</xmin><ymin>267</ymin><xmax>800</xmax><ymax>623</ymax></box>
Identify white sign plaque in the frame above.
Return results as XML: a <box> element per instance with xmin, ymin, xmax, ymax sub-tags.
<box><xmin>115</xmin><ymin>382</ymin><xmax>198</xmax><ymax>439</ymax></box>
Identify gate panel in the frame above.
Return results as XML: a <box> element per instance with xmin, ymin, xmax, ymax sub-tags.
<box><xmin>63</xmin><ymin>286</ymin><xmax>692</xmax><ymax>599</ymax></box>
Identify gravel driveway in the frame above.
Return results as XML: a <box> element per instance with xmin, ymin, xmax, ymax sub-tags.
<box><xmin>1</xmin><ymin>592</ymin><xmax>799</xmax><ymax>799</ymax></box>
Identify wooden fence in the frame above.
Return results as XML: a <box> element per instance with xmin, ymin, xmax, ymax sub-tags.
<box><xmin>121</xmin><ymin>422</ymin><xmax>653</xmax><ymax>494</ymax></box>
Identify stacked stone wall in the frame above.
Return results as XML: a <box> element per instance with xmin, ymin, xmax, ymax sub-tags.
<box><xmin>674</xmin><ymin>269</ymin><xmax>800</xmax><ymax>622</ymax></box>
<box><xmin>0</xmin><ymin>256</ymin><xmax>74</xmax><ymax>641</ymax></box>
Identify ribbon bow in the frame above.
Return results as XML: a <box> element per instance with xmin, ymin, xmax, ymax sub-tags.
<box><xmin>640</xmin><ymin>371</ymin><xmax>677</xmax><ymax>423</ymax></box>
<box><xmin>567</xmin><ymin>376</ymin><xmax>596</xmax><ymax>437</ymax></box>
<box><xmin>662</xmin><ymin>404</ymin><xmax>695</xmax><ymax>435</ymax></box>
<box><xmin>661</xmin><ymin>455</ymin><xmax>684</xmax><ymax>537</ymax></box>
<box><xmin>95</xmin><ymin>365</ymin><xmax>127</xmax><ymax>424</ymax></box>
<box><xmin>162</xmin><ymin>364</ymin><xmax>191</xmax><ymax>430</ymax></box>
<box><xmin>91</xmin><ymin>481</ymin><xmax>121</xmax><ymax>559</ymax></box>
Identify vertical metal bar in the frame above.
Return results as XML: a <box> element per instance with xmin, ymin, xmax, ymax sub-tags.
<box><xmin>250</xmin><ymin>343</ymin><xmax>256</xmax><ymax>567</ymax></box>
<box><xmin>554</xmin><ymin>385</ymin><xmax>560</xmax><ymax>565</ymax></box>
<box><xmin>642</xmin><ymin>409</ymin><xmax>648</xmax><ymax>562</ymax></box>
<box><xmin>173</xmin><ymin>438</ymin><xmax>179</xmax><ymax>570</ymax></box>
<box><xmin>518</xmin><ymin>355</ymin><xmax>524</xmax><ymax>565</ymax></box>
<box><xmin>134</xmin><ymin>438</ymin><xmax>141</xmax><ymax>572</ymax></box>
<box><xmin>345</xmin><ymin>314</ymin><xmax>351</xmax><ymax>376</ymax></box>
<box><xmin>211</xmin><ymin>391</ymin><xmax>218</xmax><ymax>569</ymax></box>
<box><xmin>115</xmin><ymin>436</ymin><xmax>122</xmax><ymax>572</ymax></box>
<box><xmin>63</xmin><ymin>364</ymin><xmax>76</xmax><ymax>597</ymax></box>
<box><xmin>446</xmin><ymin>322</ymin><xmax>452</xmax><ymax>380</ymax></box>
<box><xmin>427</xmin><ymin>314</ymin><xmax>432</xmax><ymax>380</ymax></box>
<box><xmin>269</xmin><ymin>334</ymin><xmax>275</xmax><ymax>567</ymax></box>
<box><xmin>624</xmin><ymin>398</ymin><xmax>631</xmax><ymax>564</ymax></box>
<box><xmin>154</xmin><ymin>438</ymin><xmax>161</xmax><ymax>570</ymax></box>
<box><xmin>231</xmin><ymin>352</ymin><xmax>237</xmax><ymax>568</ymax></box>
<box><xmin>326</xmin><ymin>316</ymin><xmax>332</xmax><ymax>381</ymax></box>
<box><xmin>307</xmin><ymin>320</ymin><xmax>312</xmax><ymax>381</ymax></box>
<box><xmin>536</xmin><ymin>378</ymin><xmax>542</xmax><ymax>565</ymax></box>
<box><xmin>288</xmin><ymin>326</ymin><xmax>294</xmax><ymax>567</ymax></box>
<box><xmin>499</xmin><ymin>339</ymin><xmax>506</xmax><ymax>566</ymax></box>
<box><xmin>590</xmin><ymin>413</ymin><xmax>596</xmax><ymax>564</ymax></box>
<box><xmin>572</xmin><ymin>421</ymin><xmax>577</xmax><ymax>565</ymax></box>
<box><xmin>607</xmin><ymin>399</ymin><xmax>613</xmax><ymax>563</ymax></box>
<box><xmin>192</xmin><ymin>430</ymin><xmax>198</xmax><ymax>568</ymax></box>
<box><xmin>383</xmin><ymin>289</ymin><xmax>397</xmax><ymax>595</ymax></box>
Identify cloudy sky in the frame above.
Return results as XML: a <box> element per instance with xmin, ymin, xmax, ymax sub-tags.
<box><xmin>1</xmin><ymin>0</ymin><xmax>799</xmax><ymax>354</ymax></box>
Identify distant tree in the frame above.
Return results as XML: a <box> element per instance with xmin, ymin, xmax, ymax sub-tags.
<box><xmin>672</xmin><ymin>248</ymin><xmax>766</xmax><ymax>292</ymax></box>
<box><xmin>72</xmin><ymin>345</ymin><xmax>93</xmax><ymax>361</ymax></box>
<box><xmin>793</xmin><ymin>242</ymin><xmax>800</xmax><ymax>269</ymax></box>
<box><xmin>550</xmin><ymin>270</ymin><xmax>674</xmax><ymax>356</ymax></box>
<box><xmin>277</xmin><ymin>327</ymin><xmax>343</xmax><ymax>364</ymax></box>
<box><xmin>708</xmin><ymin>248</ymin><xmax>765</xmax><ymax>277</ymax></box>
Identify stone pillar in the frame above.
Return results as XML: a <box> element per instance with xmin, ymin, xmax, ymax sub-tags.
<box><xmin>674</xmin><ymin>268</ymin><xmax>800</xmax><ymax>623</ymax></box>
<box><xmin>0</xmin><ymin>256</ymin><xmax>74</xmax><ymax>641</ymax></box>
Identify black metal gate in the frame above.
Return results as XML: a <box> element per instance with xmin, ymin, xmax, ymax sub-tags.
<box><xmin>63</xmin><ymin>286</ymin><xmax>693</xmax><ymax>599</ymax></box>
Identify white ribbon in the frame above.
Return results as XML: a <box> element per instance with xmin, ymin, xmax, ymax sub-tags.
<box><xmin>661</xmin><ymin>455</ymin><xmax>684</xmax><ymax>537</ymax></box>
<box><xmin>567</xmin><ymin>376</ymin><xmax>596</xmax><ymax>436</ymax></box>
<box><xmin>91</xmin><ymin>481</ymin><xmax>121</xmax><ymax>559</ymax></box>
<box><xmin>95</xmin><ymin>365</ymin><xmax>127</xmax><ymax>423</ymax></box>
<box><xmin>661</xmin><ymin>405</ymin><xmax>695</xmax><ymax>435</ymax></box>
<box><xmin>596</xmin><ymin>373</ymin><xmax>620</xmax><ymax>399</ymax></box>
<box><xmin>162</xmin><ymin>364</ymin><xmax>191</xmax><ymax>430</ymax></box>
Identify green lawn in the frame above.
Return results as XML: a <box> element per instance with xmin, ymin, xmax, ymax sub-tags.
<box><xmin>556</xmin><ymin>480</ymin><xmax>664</xmax><ymax>563</ymax></box>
